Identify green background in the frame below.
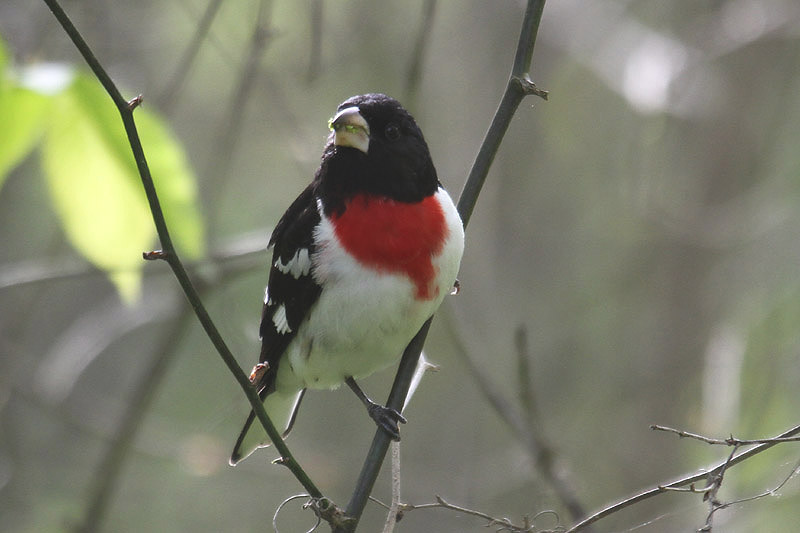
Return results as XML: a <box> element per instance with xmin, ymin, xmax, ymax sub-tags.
<box><xmin>1</xmin><ymin>1</ymin><xmax>799</xmax><ymax>531</ymax></box>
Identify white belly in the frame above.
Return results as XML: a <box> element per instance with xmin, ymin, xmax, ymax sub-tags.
<box><xmin>276</xmin><ymin>188</ymin><xmax>464</xmax><ymax>393</ymax></box>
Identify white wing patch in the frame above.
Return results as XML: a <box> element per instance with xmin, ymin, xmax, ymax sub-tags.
<box><xmin>263</xmin><ymin>285</ymin><xmax>271</xmax><ymax>305</ymax></box>
<box><xmin>274</xmin><ymin>248</ymin><xmax>312</xmax><ymax>279</ymax></box>
<box><xmin>272</xmin><ymin>304</ymin><xmax>292</xmax><ymax>334</ymax></box>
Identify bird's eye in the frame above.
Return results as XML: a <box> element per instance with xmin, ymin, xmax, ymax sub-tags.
<box><xmin>384</xmin><ymin>123</ymin><xmax>401</xmax><ymax>141</ymax></box>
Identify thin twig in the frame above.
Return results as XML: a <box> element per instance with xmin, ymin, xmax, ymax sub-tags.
<box><xmin>652</xmin><ymin>428</ymin><xmax>800</xmax><ymax>532</ymax></box>
<box><xmin>41</xmin><ymin>0</ymin><xmax>322</xmax><ymax>501</ymax></box>
<box><xmin>159</xmin><ymin>0</ymin><xmax>225</xmax><ymax>109</ymax></box>
<box><xmin>515</xmin><ymin>326</ymin><xmax>537</xmax><ymax>426</ymax></box>
<box><xmin>710</xmin><ymin>459</ymin><xmax>800</xmax><ymax>509</ymax></box>
<box><xmin>566</xmin><ymin>423</ymin><xmax>800</xmax><ymax>532</ymax></box>
<box><xmin>273</xmin><ymin>494</ymin><xmax>321</xmax><ymax>533</ymax></box>
<box><xmin>404</xmin><ymin>0</ymin><xmax>437</xmax><ymax>103</ymax></box>
<box><xmin>651</xmin><ymin>424</ymin><xmax>800</xmax><ymax>446</ymax></box>
<box><xmin>307</xmin><ymin>0</ymin><xmax>323</xmax><ymax>82</ymax></box>
<box><xmin>444</xmin><ymin>314</ymin><xmax>588</xmax><ymax>522</ymax></box>
<box><xmin>699</xmin><ymin>444</ymin><xmax>740</xmax><ymax>532</ymax></box>
<box><xmin>203</xmin><ymin>0</ymin><xmax>275</xmax><ymax>236</ymax></box>
<box><xmin>380</xmin><ymin>441</ymin><xmax>402</xmax><ymax>533</ymax></box>
<box><xmin>396</xmin><ymin>495</ymin><xmax>564</xmax><ymax>533</ymax></box>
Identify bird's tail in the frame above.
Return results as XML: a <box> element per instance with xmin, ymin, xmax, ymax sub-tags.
<box><xmin>229</xmin><ymin>389</ymin><xmax>305</xmax><ymax>466</ymax></box>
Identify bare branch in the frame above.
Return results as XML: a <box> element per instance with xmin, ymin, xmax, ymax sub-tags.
<box><xmin>649</xmin><ymin>425</ymin><xmax>800</xmax><ymax>531</ymax></box>
<box><xmin>404</xmin><ymin>0</ymin><xmax>437</xmax><ymax>102</ymax></box>
<box><xmin>307</xmin><ymin>0</ymin><xmax>323</xmax><ymax>82</ymax></box>
<box><xmin>204</xmin><ymin>0</ymin><xmax>275</xmax><ymax>231</ymax></box>
<box><xmin>380</xmin><ymin>442</ymin><xmax>402</xmax><ymax>533</ymax></box>
<box><xmin>395</xmin><ymin>495</ymin><xmax>564</xmax><ymax>533</ymax></box>
<box><xmin>159</xmin><ymin>0</ymin><xmax>225</xmax><ymax>108</ymax></box>
<box><xmin>567</xmin><ymin>423</ymin><xmax>800</xmax><ymax>532</ymax></box>
<box><xmin>651</xmin><ymin>424</ymin><xmax>800</xmax><ymax>446</ymax></box>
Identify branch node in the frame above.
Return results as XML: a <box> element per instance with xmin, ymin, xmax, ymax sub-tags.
<box><xmin>127</xmin><ymin>94</ymin><xmax>144</xmax><ymax>111</ymax></box>
<box><xmin>308</xmin><ymin>498</ymin><xmax>353</xmax><ymax>530</ymax></box>
<box><xmin>142</xmin><ymin>250</ymin><xmax>168</xmax><ymax>261</ymax></box>
<box><xmin>514</xmin><ymin>74</ymin><xmax>548</xmax><ymax>100</ymax></box>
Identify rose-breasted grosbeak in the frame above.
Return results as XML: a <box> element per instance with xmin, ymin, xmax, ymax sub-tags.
<box><xmin>230</xmin><ymin>93</ymin><xmax>464</xmax><ymax>465</ymax></box>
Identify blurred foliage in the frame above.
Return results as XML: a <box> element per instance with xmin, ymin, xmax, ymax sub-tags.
<box><xmin>0</xmin><ymin>40</ymin><xmax>204</xmax><ymax>300</ymax></box>
<box><xmin>1</xmin><ymin>1</ymin><xmax>800</xmax><ymax>532</ymax></box>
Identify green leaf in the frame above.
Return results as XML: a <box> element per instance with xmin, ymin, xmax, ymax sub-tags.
<box><xmin>0</xmin><ymin>36</ymin><xmax>51</xmax><ymax>190</ymax></box>
<box><xmin>41</xmin><ymin>73</ymin><xmax>204</xmax><ymax>301</ymax></box>
<box><xmin>0</xmin><ymin>86</ymin><xmax>50</xmax><ymax>190</ymax></box>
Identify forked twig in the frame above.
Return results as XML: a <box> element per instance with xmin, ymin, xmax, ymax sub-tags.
<box><xmin>567</xmin><ymin>423</ymin><xmax>800</xmax><ymax>532</ymax></box>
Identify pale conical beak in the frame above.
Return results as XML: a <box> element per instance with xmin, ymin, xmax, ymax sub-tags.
<box><xmin>329</xmin><ymin>106</ymin><xmax>370</xmax><ymax>154</ymax></box>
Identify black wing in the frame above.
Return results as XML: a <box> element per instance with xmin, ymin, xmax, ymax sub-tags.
<box><xmin>257</xmin><ymin>183</ymin><xmax>323</xmax><ymax>391</ymax></box>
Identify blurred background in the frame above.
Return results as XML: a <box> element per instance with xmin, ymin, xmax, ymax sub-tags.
<box><xmin>2</xmin><ymin>0</ymin><xmax>800</xmax><ymax>531</ymax></box>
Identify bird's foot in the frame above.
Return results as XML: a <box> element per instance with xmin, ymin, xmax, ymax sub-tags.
<box><xmin>346</xmin><ymin>376</ymin><xmax>407</xmax><ymax>440</ymax></box>
<box><xmin>366</xmin><ymin>403</ymin><xmax>407</xmax><ymax>441</ymax></box>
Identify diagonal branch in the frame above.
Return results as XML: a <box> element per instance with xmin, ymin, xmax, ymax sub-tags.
<box><xmin>41</xmin><ymin>0</ymin><xmax>321</xmax><ymax>501</ymax></box>
<box><xmin>159</xmin><ymin>0</ymin><xmax>225</xmax><ymax>109</ymax></box>
<box><xmin>337</xmin><ymin>1</ymin><xmax>549</xmax><ymax>531</ymax></box>
<box><xmin>445</xmin><ymin>318</ymin><xmax>588</xmax><ymax>522</ymax></box>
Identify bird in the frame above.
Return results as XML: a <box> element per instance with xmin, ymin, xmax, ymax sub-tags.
<box><xmin>230</xmin><ymin>93</ymin><xmax>464</xmax><ymax>465</ymax></box>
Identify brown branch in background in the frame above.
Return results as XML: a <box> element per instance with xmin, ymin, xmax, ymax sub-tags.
<box><xmin>379</xmin><ymin>442</ymin><xmax>403</xmax><ymax>533</ymax></box>
<box><xmin>73</xmin><ymin>305</ymin><xmax>194</xmax><ymax>533</ymax></box>
<box><xmin>699</xmin><ymin>444</ymin><xmax>739</xmax><ymax>532</ymax></box>
<box><xmin>71</xmin><ymin>234</ymin><xmax>271</xmax><ymax>533</ymax></box>
<box><xmin>159</xmin><ymin>0</ymin><xmax>225</xmax><ymax>109</ymax></box>
<box><xmin>381</xmin><ymin>495</ymin><xmax>564</xmax><ymax>533</ymax></box>
<box><xmin>566</xmin><ymin>423</ymin><xmax>800</xmax><ymax>532</ymax></box>
<box><xmin>41</xmin><ymin>0</ymin><xmax>322</xmax><ymax>501</ymax></box>
<box><xmin>404</xmin><ymin>0</ymin><xmax>437</xmax><ymax>104</ymax></box>
<box><xmin>444</xmin><ymin>315</ymin><xmax>589</xmax><ymax>524</ymax></box>
<box><xmin>307</xmin><ymin>0</ymin><xmax>323</xmax><ymax>82</ymax></box>
<box><xmin>0</xmin><ymin>232</ymin><xmax>268</xmax><ymax>292</ymax></box>
<box><xmin>651</xmin><ymin>424</ymin><xmax>800</xmax><ymax>446</ymax></box>
<box><xmin>703</xmin><ymin>458</ymin><xmax>800</xmax><ymax>529</ymax></box>
<box><xmin>650</xmin><ymin>424</ymin><xmax>800</xmax><ymax>532</ymax></box>
<box><xmin>204</xmin><ymin>0</ymin><xmax>274</xmax><ymax>234</ymax></box>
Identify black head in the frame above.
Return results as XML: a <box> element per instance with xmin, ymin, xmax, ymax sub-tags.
<box><xmin>315</xmin><ymin>93</ymin><xmax>439</xmax><ymax>214</ymax></box>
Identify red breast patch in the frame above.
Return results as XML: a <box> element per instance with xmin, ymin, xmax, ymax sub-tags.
<box><xmin>331</xmin><ymin>193</ymin><xmax>447</xmax><ymax>300</ymax></box>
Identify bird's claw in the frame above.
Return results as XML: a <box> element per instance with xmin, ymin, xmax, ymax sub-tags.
<box><xmin>367</xmin><ymin>404</ymin><xmax>407</xmax><ymax>440</ymax></box>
